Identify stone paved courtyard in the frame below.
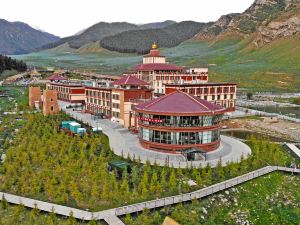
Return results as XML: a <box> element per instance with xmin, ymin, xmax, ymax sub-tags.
<box><xmin>59</xmin><ymin>101</ymin><xmax>251</xmax><ymax>168</ymax></box>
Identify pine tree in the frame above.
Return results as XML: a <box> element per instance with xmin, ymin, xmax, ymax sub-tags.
<box><xmin>214</xmin><ymin>159</ymin><xmax>225</xmax><ymax>182</ymax></box>
<box><xmin>1</xmin><ymin>194</ymin><xmax>8</xmax><ymax>209</ymax></box>
<box><xmin>150</xmin><ymin>172</ymin><xmax>158</xmax><ymax>194</ymax></box>
<box><xmin>169</xmin><ymin>170</ymin><xmax>177</xmax><ymax>192</ymax></box>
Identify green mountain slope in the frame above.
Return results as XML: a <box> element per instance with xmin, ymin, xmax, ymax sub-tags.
<box><xmin>40</xmin><ymin>22</ymin><xmax>139</xmax><ymax>50</ymax></box>
<box><xmin>0</xmin><ymin>19</ymin><xmax>59</xmax><ymax>55</ymax></box>
<box><xmin>100</xmin><ymin>21</ymin><xmax>211</xmax><ymax>54</ymax></box>
<box><xmin>13</xmin><ymin>33</ymin><xmax>300</xmax><ymax>92</ymax></box>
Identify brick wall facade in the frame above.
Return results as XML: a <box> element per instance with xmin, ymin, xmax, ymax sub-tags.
<box><xmin>43</xmin><ymin>90</ymin><xmax>59</xmax><ymax>116</ymax></box>
<box><xmin>29</xmin><ymin>87</ymin><xmax>41</xmax><ymax>108</ymax></box>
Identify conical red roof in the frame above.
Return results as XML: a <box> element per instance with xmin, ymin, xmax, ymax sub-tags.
<box><xmin>134</xmin><ymin>91</ymin><xmax>225</xmax><ymax>115</ymax></box>
<box><xmin>113</xmin><ymin>75</ymin><xmax>148</xmax><ymax>86</ymax></box>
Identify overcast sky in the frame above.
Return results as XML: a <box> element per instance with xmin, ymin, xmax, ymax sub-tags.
<box><xmin>1</xmin><ymin>0</ymin><xmax>254</xmax><ymax>37</ymax></box>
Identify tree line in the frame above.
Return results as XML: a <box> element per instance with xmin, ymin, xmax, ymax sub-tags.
<box><xmin>100</xmin><ymin>21</ymin><xmax>209</xmax><ymax>54</ymax></box>
<box><xmin>0</xmin><ymin>55</ymin><xmax>27</xmax><ymax>74</ymax></box>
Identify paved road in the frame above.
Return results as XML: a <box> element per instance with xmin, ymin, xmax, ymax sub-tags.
<box><xmin>59</xmin><ymin>101</ymin><xmax>251</xmax><ymax>168</ymax></box>
<box><xmin>1</xmin><ymin>166</ymin><xmax>299</xmax><ymax>224</ymax></box>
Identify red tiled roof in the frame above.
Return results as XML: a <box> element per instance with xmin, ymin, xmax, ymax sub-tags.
<box><xmin>134</xmin><ymin>91</ymin><xmax>225</xmax><ymax>115</ymax></box>
<box><xmin>144</xmin><ymin>49</ymin><xmax>164</xmax><ymax>57</ymax></box>
<box><xmin>47</xmin><ymin>74</ymin><xmax>68</xmax><ymax>81</ymax></box>
<box><xmin>133</xmin><ymin>63</ymin><xmax>184</xmax><ymax>71</ymax></box>
<box><xmin>112</xmin><ymin>75</ymin><xmax>148</xmax><ymax>86</ymax></box>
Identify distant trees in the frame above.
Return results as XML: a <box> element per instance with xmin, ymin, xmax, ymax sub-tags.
<box><xmin>0</xmin><ymin>55</ymin><xmax>27</xmax><ymax>74</ymax></box>
<box><xmin>100</xmin><ymin>21</ymin><xmax>208</xmax><ymax>54</ymax></box>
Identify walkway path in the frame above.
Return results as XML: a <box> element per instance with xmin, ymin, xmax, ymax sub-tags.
<box><xmin>0</xmin><ymin>166</ymin><xmax>299</xmax><ymax>224</ymax></box>
<box><xmin>59</xmin><ymin>101</ymin><xmax>251</xmax><ymax>168</ymax></box>
<box><xmin>286</xmin><ymin>143</ymin><xmax>300</xmax><ymax>158</ymax></box>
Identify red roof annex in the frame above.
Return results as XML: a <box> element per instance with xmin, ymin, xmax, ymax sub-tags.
<box><xmin>133</xmin><ymin>63</ymin><xmax>184</xmax><ymax>72</ymax></box>
<box><xmin>134</xmin><ymin>91</ymin><xmax>225</xmax><ymax>115</ymax></box>
<box><xmin>47</xmin><ymin>74</ymin><xmax>68</xmax><ymax>81</ymax></box>
<box><xmin>113</xmin><ymin>75</ymin><xmax>148</xmax><ymax>86</ymax></box>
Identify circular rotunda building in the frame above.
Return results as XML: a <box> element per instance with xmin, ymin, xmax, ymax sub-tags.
<box><xmin>133</xmin><ymin>91</ymin><xmax>226</xmax><ymax>154</ymax></box>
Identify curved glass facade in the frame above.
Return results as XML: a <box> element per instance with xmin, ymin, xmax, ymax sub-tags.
<box><xmin>139</xmin><ymin>128</ymin><xmax>220</xmax><ymax>145</ymax></box>
<box><xmin>137</xmin><ymin>113</ymin><xmax>223</xmax><ymax>127</ymax></box>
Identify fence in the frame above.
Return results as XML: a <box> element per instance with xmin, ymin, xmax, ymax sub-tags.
<box><xmin>236</xmin><ymin>106</ymin><xmax>300</xmax><ymax>123</ymax></box>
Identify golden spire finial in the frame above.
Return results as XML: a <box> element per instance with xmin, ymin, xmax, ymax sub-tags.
<box><xmin>151</xmin><ymin>42</ymin><xmax>158</xmax><ymax>49</ymax></box>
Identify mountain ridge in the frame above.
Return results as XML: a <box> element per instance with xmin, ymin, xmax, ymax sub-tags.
<box><xmin>0</xmin><ymin>19</ymin><xmax>59</xmax><ymax>55</ymax></box>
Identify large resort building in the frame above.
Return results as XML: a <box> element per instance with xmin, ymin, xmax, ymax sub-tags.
<box><xmin>128</xmin><ymin>43</ymin><xmax>236</xmax><ymax>112</ymax></box>
<box><xmin>40</xmin><ymin>43</ymin><xmax>237</xmax><ymax>153</ymax></box>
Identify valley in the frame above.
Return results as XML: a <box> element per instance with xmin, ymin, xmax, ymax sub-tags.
<box><xmin>13</xmin><ymin>33</ymin><xmax>300</xmax><ymax>92</ymax></box>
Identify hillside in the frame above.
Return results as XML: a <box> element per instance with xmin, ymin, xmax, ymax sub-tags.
<box><xmin>41</xmin><ymin>20</ymin><xmax>200</xmax><ymax>54</ymax></box>
<box><xmin>100</xmin><ymin>21</ymin><xmax>211</xmax><ymax>54</ymax></box>
<box><xmin>40</xmin><ymin>22</ymin><xmax>140</xmax><ymax>50</ymax></box>
<box><xmin>0</xmin><ymin>19</ymin><xmax>59</xmax><ymax>55</ymax></box>
<box><xmin>139</xmin><ymin>20</ymin><xmax>177</xmax><ymax>29</ymax></box>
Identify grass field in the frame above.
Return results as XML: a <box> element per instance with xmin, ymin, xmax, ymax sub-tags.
<box><xmin>12</xmin><ymin>34</ymin><xmax>300</xmax><ymax>92</ymax></box>
<box><xmin>0</xmin><ymin>87</ymin><xmax>28</xmax><ymax>112</ymax></box>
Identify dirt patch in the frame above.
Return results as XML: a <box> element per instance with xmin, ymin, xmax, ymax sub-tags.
<box><xmin>224</xmin><ymin>117</ymin><xmax>300</xmax><ymax>142</ymax></box>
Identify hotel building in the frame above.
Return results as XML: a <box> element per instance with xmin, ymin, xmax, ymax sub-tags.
<box><xmin>127</xmin><ymin>43</ymin><xmax>236</xmax><ymax>111</ymax></box>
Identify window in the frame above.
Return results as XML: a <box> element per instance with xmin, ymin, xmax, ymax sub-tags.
<box><xmin>50</xmin><ymin>106</ymin><xmax>54</xmax><ymax>111</ymax></box>
<box><xmin>113</xmin><ymin>94</ymin><xmax>120</xmax><ymax>100</ymax></box>
<box><xmin>142</xmin><ymin>128</ymin><xmax>150</xmax><ymax>141</ymax></box>
<box><xmin>50</xmin><ymin>98</ymin><xmax>54</xmax><ymax>102</ymax></box>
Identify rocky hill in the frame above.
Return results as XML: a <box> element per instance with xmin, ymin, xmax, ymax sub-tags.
<box><xmin>0</xmin><ymin>19</ymin><xmax>59</xmax><ymax>55</ymax></box>
<box><xmin>195</xmin><ymin>0</ymin><xmax>300</xmax><ymax>47</ymax></box>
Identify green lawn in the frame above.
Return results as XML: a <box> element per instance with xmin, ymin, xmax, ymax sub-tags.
<box><xmin>0</xmin><ymin>87</ymin><xmax>29</xmax><ymax>112</ymax></box>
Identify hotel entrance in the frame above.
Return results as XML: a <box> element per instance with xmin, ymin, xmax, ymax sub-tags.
<box><xmin>180</xmin><ymin>148</ymin><xmax>207</xmax><ymax>161</ymax></box>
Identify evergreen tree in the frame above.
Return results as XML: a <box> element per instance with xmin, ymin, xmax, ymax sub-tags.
<box><xmin>169</xmin><ymin>170</ymin><xmax>177</xmax><ymax>192</ymax></box>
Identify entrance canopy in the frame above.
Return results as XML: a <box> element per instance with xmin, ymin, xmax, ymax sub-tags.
<box><xmin>179</xmin><ymin>148</ymin><xmax>207</xmax><ymax>161</ymax></box>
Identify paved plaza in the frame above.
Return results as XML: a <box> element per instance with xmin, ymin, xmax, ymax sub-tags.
<box><xmin>59</xmin><ymin>101</ymin><xmax>251</xmax><ymax>168</ymax></box>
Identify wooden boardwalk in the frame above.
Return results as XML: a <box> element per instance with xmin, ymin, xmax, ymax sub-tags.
<box><xmin>286</xmin><ymin>143</ymin><xmax>300</xmax><ymax>158</ymax></box>
<box><xmin>1</xmin><ymin>166</ymin><xmax>299</xmax><ymax>224</ymax></box>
